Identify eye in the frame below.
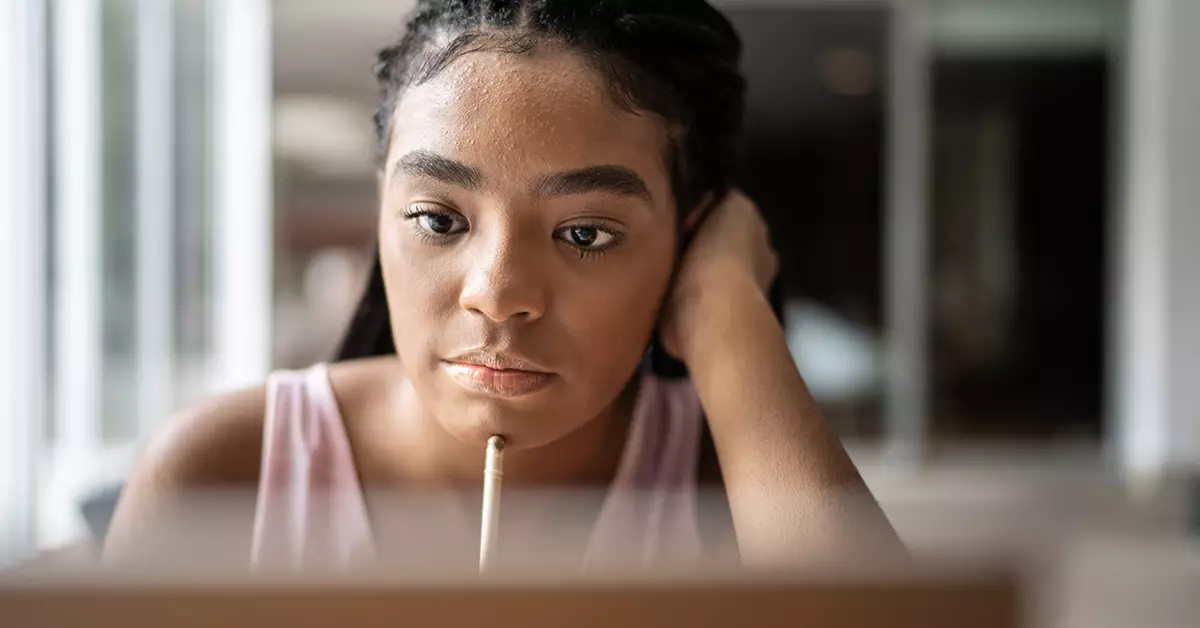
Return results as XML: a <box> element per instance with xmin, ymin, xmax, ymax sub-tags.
<box><xmin>557</xmin><ymin>225</ymin><xmax>617</xmax><ymax>250</ymax></box>
<box><xmin>404</xmin><ymin>205</ymin><xmax>468</xmax><ymax>238</ymax></box>
<box><xmin>419</xmin><ymin>213</ymin><xmax>462</xmax><ymax>235</ymax></box>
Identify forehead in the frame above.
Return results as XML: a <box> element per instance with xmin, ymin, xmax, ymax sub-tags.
<box><xmin>387</xmin><ymin>46</ymin><xmax>673</xmax><ymax>197</ymax></box>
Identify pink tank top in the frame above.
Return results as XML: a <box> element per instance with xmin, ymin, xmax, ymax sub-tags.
<box><xmin>250</xmin><ymin>363</ymin><xmax>705</xmax><ymax>570</ymax></box>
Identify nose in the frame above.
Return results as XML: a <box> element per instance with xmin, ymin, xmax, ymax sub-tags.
<box><xmin>458</xmin><ymin>231</ymin><xmax>546</xmax><ymax>324</ymax></box>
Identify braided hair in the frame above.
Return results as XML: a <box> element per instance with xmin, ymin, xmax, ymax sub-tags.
<box><xmin>337</xmin><ymin>0</ymin><xmax>749</xmax><ymax>379</ymax></box>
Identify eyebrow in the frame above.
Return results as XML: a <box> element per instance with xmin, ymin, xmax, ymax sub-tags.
<box><xmin>392</xmin><ymin>150</ymin><xmax>652</xmax><ymax>203</ymax></box>
<box><xmin>392</xmin><ymin>150</ymin><xmax>482</xmax><ymax>190</ymax></box>
<box><xmin>535</xmin><ymin>165</ymin><xmax>652</xmax><ymax>202</ymax></box>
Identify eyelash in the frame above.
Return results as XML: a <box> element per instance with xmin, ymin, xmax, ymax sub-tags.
<box><xmin>401</xmin><ymin>205</ymin><xmax>464</xmax><ymax>246</ymax></box>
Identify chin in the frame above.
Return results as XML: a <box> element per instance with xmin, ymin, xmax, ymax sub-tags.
<box><xmin>438</xmin><ymin>397</ymin><xmax>578</xmax><ymax>451</ymax></box>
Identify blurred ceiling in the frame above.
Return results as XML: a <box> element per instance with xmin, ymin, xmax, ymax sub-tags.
<box><xmin>272</xmin><ymin>0</ymin><xmax>415</xmax><ymax>182</ymax></box>
<box><xmin>274</xmin><ymin>0</ymin><xmax>416</xmax><ymax>106</ymax></box>
<box><xmin>273</xmin><ymin>0</ymin><xmax>1118</xmax><ymax>105</ymax></box>
<box><xmin>270</xmin><ymin>0</ymin><xmax>1117</xmax><ymax>180</ymax></box>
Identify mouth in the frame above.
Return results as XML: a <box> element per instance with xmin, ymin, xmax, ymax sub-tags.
<box><xmin>442</xmin><ymin>350</ymin><xmax>556</xmax><ymax>398</ymax></box>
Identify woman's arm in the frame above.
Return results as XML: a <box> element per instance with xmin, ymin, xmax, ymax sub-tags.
<box><xmin>664</xmin><ymin>191</ymin><xmax>904</xmax><ymax>566</ymax></box>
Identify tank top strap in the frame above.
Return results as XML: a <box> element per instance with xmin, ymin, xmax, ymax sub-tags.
<box><xmin>250</xmin><ymin>363</ymin><xmax>374</xmax><ymax>569</ymax></box>
<box><xmin>584</xmin><ymin>373</ymin><xmax>704</xmax><ymax>567</ymax></box>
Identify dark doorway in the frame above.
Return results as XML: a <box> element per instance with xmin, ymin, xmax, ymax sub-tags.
<box><xmin>929</xmin><ymin>55</ymin><xmax>1108</xmax><ymax>439</ymax></box>
<box><xmin>725</xmin><ymin>6</ymin><xmax>889</xmax><ymax>438</ymax></box>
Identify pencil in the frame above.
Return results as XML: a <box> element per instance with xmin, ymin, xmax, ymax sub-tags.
<box><xmin>479</xmin><ymin>435</ymin><xmax>505</xmax><ymax>572</ymax></box>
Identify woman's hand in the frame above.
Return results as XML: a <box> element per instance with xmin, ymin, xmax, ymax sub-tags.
<box><xmin>660</xmin><ymin>189</ymin><xmax>779</xmax><ymax>361</ymax></box>
<box><xmin>659</xmin><ymin>189</ymin><xmax>903</xmax><ymax>566</ymax></box>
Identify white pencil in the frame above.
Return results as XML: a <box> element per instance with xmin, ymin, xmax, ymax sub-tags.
<box><xmin>479</xmin><ymin>435</ymin><xmax>505</xmax><ymax>573</ymax></box>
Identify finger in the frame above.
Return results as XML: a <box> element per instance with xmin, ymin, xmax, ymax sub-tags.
<box><xmin>729</xmin><ymin>189</ymin><xmax>763</xmax><ymax>220</ymax></box>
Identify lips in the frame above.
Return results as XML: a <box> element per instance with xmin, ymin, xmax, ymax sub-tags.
<box><xmin>442</xmin><ymin>350</ymin><xmax>556</xmax><ymax>398</ymax></box>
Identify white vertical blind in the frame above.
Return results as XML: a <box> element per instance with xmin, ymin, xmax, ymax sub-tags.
<box><xmin>1116</xmin><ymin>0</ymin><xmax>1169</xmax><ymax>483</ymax></box>
<box><xmin>136</xmin><ymin>0</ymin><xmax>177</xmax><ymax>434</ymax></box>
<box><xmin>48</xmin><ymin>0</ymin><xmax>104</xmax><ymax>547</ymax></box>
<box><xmin>1116</xmin><ymin>0</ymin><xmax>1200</xmax><ymax>482</ymax></box>
<box><xmin>0</xmin><ymin>0</ymin><xmax>48</xmax><ymax>566</ymax></box>
<box><xmin>883</xmin><ymin>0</ymin><xmax>932</xmax><ymax>465</ymax></box>
<box><xmin>209</xmin><ymin>0</ymin><xmax>274</xmax><ymax>392</ymax></box>
<box><xmin>24</xmin><ymin>0</ymin><xmax>279</xmax><ymax>551</ymax></box>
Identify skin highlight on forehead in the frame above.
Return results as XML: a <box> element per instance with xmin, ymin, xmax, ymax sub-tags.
<box><xmin>384</xmin><ymin>45</ymin><xmax>675</xmax><ymax>209</ymax></box>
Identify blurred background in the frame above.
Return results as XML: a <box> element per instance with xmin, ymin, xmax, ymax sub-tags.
<box><xmin>1</xmin><ymin>0</ymin><xmax>1199</xmax><ymax>625</ymax></box>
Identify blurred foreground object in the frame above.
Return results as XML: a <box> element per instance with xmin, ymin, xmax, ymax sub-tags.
<box><xmin>0</xmin><ymin>565</ymin><xmax>1020</xmax><ymax>628</ymax></box>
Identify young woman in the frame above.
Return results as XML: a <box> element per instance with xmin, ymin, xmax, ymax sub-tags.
<box><xmin>105</xmin><ymin>0</ymin><xmax>901</xmax><ymax>571</ymax></box>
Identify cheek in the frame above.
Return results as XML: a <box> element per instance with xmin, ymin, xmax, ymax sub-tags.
<box><xmin>378</xmin><ymin>225</ymin><xmax>459</xmax><ymax>358</ymax></box>
<box><xmin>556</xmin><ymin>246</ymin><xmax>676</xmax><ymax>376</ymax></box>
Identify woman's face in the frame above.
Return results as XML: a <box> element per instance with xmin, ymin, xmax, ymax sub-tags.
<box><xmin>379</xmin><ymin>45</ymin><xmax>679</xmax><ymax>449</ymax></box>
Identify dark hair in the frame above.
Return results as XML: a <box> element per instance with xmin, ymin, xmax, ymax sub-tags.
<box><xmin>337</xmin><ymin>0</ymin><xmax>748</xmax><ymax>378</ymax></box>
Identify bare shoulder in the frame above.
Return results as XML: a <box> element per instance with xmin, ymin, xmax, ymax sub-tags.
<box><xmin>138</xmin><ymin>385</ymin><xmax>268</xmax><ymax>488</ymax></box>
<box><xmin>121</xmin><ymin>355</ymin><xmax>397</xmax><ymax>492</ymax></box>
<box><xmin>103</xmin><ymin>385</ymin><xmax>268</xmax><ymax>562</ymax></box>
